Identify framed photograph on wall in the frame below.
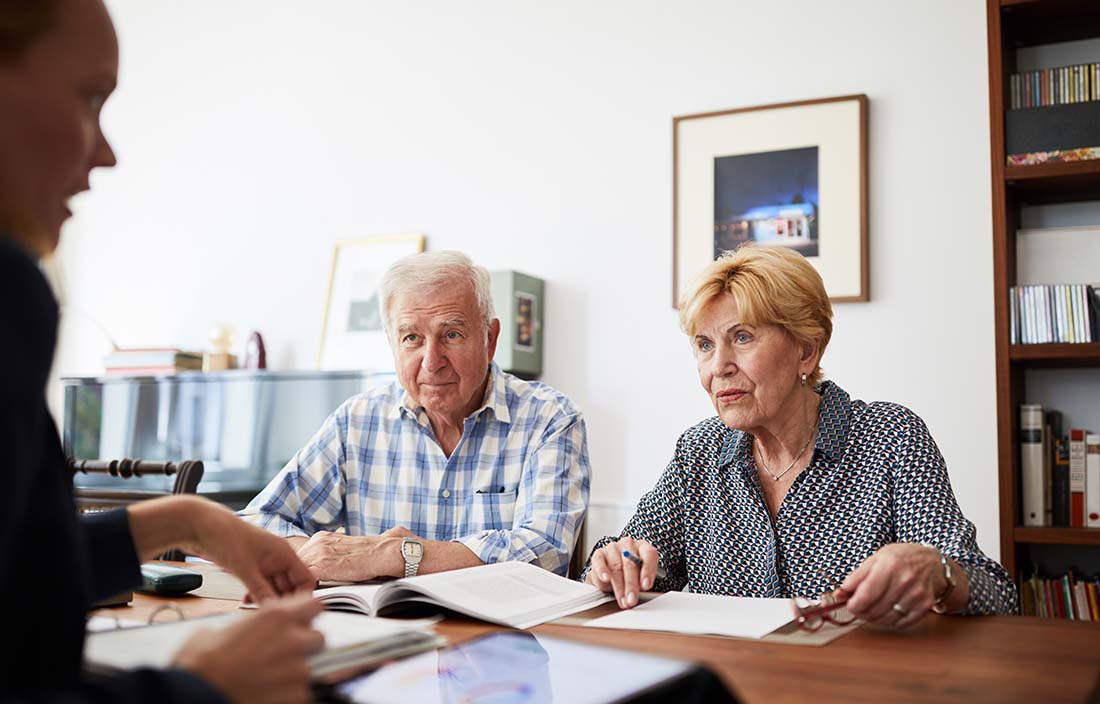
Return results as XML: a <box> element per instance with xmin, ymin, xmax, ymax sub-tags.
<box><xmin>673</xmin><ymin>94</ymin><xmax>868</xmax><ymax>305</ymax></box>
<box><xmin>318</xmin><ymin>233</ymin><xmax>425</xmax><ymax>371</ymax></box>
<box><xmin>514</xmin><ymin>291</ymin><xmax>536</xmax><ymax>352</ymax></box>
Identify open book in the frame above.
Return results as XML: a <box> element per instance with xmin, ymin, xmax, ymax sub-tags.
<box><xmin>316</xmin><ymin>561</ymin><xmax>612</xmax><ymax>630</ymax></box>
<box><xmin>85</xmin><ymin>611</ymin><xmax>443</xmax><ymax>678</ymax></box>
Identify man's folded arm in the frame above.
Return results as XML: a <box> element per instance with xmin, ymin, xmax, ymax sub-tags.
<box><xmin>454</xmin><ymin>412</ymin><xmax>590</xmax><ymax>575</ymax></box>
<box><xmin>238</xmin><ymin>404</ymin><xmax>351</xmax><ymax>539</ymax></box>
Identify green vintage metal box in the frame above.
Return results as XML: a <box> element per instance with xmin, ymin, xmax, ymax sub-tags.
<box><xmin>490</xmin><ymin>271</ymin><xmax>543</xmax><ymax>379</ymax></box>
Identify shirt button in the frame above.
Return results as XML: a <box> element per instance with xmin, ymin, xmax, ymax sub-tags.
<box><xmin>441</xmin><ymin>489</ymin><xmax>451</xmax><ymax>498</ymax></box>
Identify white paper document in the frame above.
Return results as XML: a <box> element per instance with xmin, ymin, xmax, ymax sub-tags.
<box><xmin>582</xmin><ymin>591</ymin><xmax>795</xmax><ymax>639</ymax></box>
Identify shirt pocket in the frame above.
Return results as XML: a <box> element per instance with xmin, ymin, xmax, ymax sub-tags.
<box><xmin>463</xmin><ymin>483</ymin><xmax>520</xmax><ymax>531</ymax></box>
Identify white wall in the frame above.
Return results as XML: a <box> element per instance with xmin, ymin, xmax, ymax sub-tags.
<box><xmin>54</xmin><ymin>0</ymin><xmax>1000</xmax><ymax>559</ymax></box>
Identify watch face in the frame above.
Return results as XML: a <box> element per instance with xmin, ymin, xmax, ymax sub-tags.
<box><xmin>402</xmin><ymin>540</ymin><xmax>423</xmax><ymax>560</ymax></box>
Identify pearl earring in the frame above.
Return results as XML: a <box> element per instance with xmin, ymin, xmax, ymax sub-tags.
<box><xmin>800</xmin><ymin>373</ymin><xmax>808</xmax><ymax>387</ymax></box>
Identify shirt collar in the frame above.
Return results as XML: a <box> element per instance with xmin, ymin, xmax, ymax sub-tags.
<box><xmin>717</xmin><ymin>380</ymin><xmax>851</xmax><ymax>469</ymax></box>
<box><xmin>395</xmin><ymin>362</ymin><xmax>512</xmax><ymax>425</ymax></box>
<box><xmin>814</xmin><ymin>380</ymin><xmax>851</xmax><ymax>461</ymax></box>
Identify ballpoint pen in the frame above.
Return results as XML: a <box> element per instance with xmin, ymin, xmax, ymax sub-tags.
<box><xmin>621</xmin><ymin>550</ymin><xmax>667</xmax><ymax>581</ymax></box>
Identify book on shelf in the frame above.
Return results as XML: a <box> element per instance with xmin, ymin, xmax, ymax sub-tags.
<box><xmin>1021</xmin><ymin>569</ymin><xmax>1100</xmax><ymax>622</ymax></box>
<box><xmin>84</xmin><ymin>611</ymin><xmax>444</xmax><ymax>679</ymax></box>
<box><xmin>1019</xmin><ymin>406</ymin><xmax>1082</xmax><ymax>528</ymax></box>
<box><xmin>1053</xmin><ymin>430</ymin><xmax>1071</xmax><ymax>528</ymax></box>
<box><xmin>1070</xmin><ymin>429</ymin><xmax>1088</xmax><ymax>529</ymax></box>
<box><xmin>1009</xmin><ymin>62</ymin><xmax>1100</xmax><ymax>110</ymax></box>
<box><xmin>103</xmin><ymin>348</ymin><xmax>203</xmax><ymax>376</ymax></box>
<box><xmin>1021</xmin><ymin>405</ymin><xmax>1046</xmax><ymax>527</ymax></box>
<box><xmin>314</xmin><ymin>560</ymin><xmax>612</xmax><ymax>630</ymax></box>
<box><xmin>1008</xmin><ymin>284</ymin><xmax>1099</xmax><ymax>345</ymax></box>
<box><xmin>1088</xmin><ymin>434</ymin><xmax>1100</xmax><ymax>528</ymax></box>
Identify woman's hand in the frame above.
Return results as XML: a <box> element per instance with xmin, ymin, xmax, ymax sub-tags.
<box><xmin>173</xmin><ymin>595</ymin><xmax>324</xmax><ymax>704</ymax></box>
<box><xmin>189</xmin><ymin>501</ymin><xmax>318</xmax><ymax>603</ymax></box>
<box><xmin>840</xmin><ymin>543</ymin><xmax>966</xmax><ymax>628</ymax></box>
<box><xmin>584</xmin><ymin>537</ymin><xmax>660</xmax><ymax>609</ymax></box>
<box><xmin>128</xmin><ymin>496</ymin><xmax>316</xmax><ymax>603</ymax></box>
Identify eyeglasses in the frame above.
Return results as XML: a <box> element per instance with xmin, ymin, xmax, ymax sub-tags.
<box><xmin>791</xmin><ymin>587</ymin><xmax>857</xmax><ymax>632</ymax></box>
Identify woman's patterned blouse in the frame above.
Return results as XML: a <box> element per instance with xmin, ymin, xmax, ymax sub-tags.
<box><xmin>584</xmin><ymin>381</ymin><xmax>1017</xmax><ymax>615</ymax></box>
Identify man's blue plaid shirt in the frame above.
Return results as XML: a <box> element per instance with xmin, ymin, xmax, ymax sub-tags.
<box><xmin>241</xmin><ymin>363</ymin><xmax>590</xmax><ymax>575</ymax></box>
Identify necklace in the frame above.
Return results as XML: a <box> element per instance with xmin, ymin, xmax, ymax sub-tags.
<box><xmin>755</xmin><ymin>428</ymin><xmax>816</xmax><ymax>482</ymax></box>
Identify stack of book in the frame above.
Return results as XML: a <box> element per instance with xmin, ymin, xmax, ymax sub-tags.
<box><xmin>1020</xmin><ymin>406</ymin><xmax>1100</xmax><ymax>529</ymax></box>
<box><xmin>1009</xmin><ymin>284</ymin><xmax>1099</xmax><ymax>344</ymax></box>
<box><xmin>103</xmin><ymin>348</ymin><xmax>203</xmax><ymax>376</ymax></box>
<box><xmin>1009</xmin><ymin>62</ymin><xmax>1100</xmax><ymax>110</ymax></box>
<box><xmin>1020</xmin><ymin>570</ymin><xmax>1100</xmax><ymax>621</ymax></box>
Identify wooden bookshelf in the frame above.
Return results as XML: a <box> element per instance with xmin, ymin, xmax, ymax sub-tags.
<box><xmin>1009</xmin><ymin>343</ymin><xmax>1100</xmax><ymax>366</ymax></box>
<box><xmin>1015</xmin><ymin>527</ymin><xmax>1100</xmax><ymax>546</ymax></box>
<box><xmin>988</xmin><ymin>0</ymin><xmax>1100</xmax><ymax>581</ymax></box>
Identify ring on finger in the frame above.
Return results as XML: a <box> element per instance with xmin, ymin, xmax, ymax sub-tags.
<box><xmin>891</xmin><ymin>602</ymin><xmax>909</xmax><ymax>617</ymax></box>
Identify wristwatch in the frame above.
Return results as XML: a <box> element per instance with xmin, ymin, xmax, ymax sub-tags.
<box><xmin>925</xmin><ymin>544</ymin><xmax>957</xmax><ymax>614</ymax></box>
<box><xmin>401</xmin><ymin>537</ymin><xmax>423</xmax><ymax>578</ymax></box>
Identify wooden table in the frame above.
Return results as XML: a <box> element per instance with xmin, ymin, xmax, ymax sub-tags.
<box><xmin>99</xmin><ymin>566</ymin><xmax>1100</xmax><ymax>704</ymax></box>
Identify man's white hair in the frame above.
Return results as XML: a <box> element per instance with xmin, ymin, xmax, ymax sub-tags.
<box><xmin>378</xmin><ymin>250</ymin><xmax>496</xmax><ymax>337</ymax></box>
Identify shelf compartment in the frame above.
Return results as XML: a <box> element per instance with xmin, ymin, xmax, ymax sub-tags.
<box><xmin>1006</xmin><ymin>104</ymin><xmax>1100</xmax><ymax>156</ymax></box>
<box><xmin>1015</xmin><ymin>526</ymin><xmax>1100</xmax><ymax>546</ymax></box>
<box><xmin>1005</xmin><ymin>160</ymin><xmax>1100</xmax><ymax>203</ymax></box>
<box><xmin>1000</xmin><ymin>0</ymin><xmax>1100</xmax><ymax>47</ymax></box>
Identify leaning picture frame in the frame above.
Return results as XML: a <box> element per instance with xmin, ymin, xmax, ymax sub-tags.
<box><xmin>673</xmin><ymin>94</ymin><xmax>868</xmax><ymax>305</ymax></box>
<box><xmin>317</xmin><ymin>233</ymin><xmax>425</xmax><ymax>371</ymax></box>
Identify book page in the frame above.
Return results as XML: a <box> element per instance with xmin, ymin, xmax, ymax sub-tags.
<box><xmin>392</xmin><ymin>561</ymin><xmax>606</xmax><ymax>624</ymax></box>
<box><xmin>315</xmin><ymin>582</ymin><xmax>385</xmax><ymax>615</ymax></box>
<box><xmin>583</xmin><ymin>592</ymin><xmax>794</xmax><ymax>639</ymax></box>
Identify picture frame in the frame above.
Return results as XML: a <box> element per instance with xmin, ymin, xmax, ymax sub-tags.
<box><xmin>673</xmin><ymin>94</ymin><xmax>868</xmax><ymax>305</ymax></box>
<box><xmin>317</xmin><ymin>234</ymin><xmax>425</xmax><ymax>371</ymax></box>
<box><xmin>514</xmin><ymin>291</ymin><xmax>537</xmax><ymax>353</ymax></box>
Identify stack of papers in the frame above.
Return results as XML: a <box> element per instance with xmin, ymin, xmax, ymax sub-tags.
<box><xmin>84</xmin><ymin>611</ymin><xmax>443</xmax><ymax>678</ymax></box>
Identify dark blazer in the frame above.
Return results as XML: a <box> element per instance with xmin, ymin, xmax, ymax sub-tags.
<box><xmin>0</xmin><ymin>240</ymin><xmax>223</xmax><ymax>702</ymax></box>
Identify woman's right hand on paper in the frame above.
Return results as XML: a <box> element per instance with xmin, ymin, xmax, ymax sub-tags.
<box><xmin>584</xmin><ymin>536</ymin><xmax>660</xmax><ymax>610</ymax></box>
<box><xmin>172</xmin><ymin>595</ymin><xmax>325</xmax><ymax>704</ymax></box>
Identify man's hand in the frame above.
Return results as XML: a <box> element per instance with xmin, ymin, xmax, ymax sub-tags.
<box><xmin>295</xmin><ymin>527</ymin><xmax>409</xmax><ymax>582</ymax></box>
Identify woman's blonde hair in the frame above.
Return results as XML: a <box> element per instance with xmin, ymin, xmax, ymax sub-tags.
<box><xmin>678</xmin><ymin>244</ymin><xmax>833</xmax><ymax>386</ymax></box>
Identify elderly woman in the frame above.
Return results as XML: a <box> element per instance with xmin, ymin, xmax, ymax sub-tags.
<box><xmin>584</xmin><ymin>245</ymin><xmax>1016</xmax><ymax>627</ymax></box>
<box><xmin>1</xmin><ymin>1</ymin><xmax>325</xmax><ymax>701</ymax></box>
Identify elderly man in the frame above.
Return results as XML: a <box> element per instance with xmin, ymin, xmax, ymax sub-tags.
<box><xmin>241</xmin><ymin>251</ymin><xmax>590</xmax><ymax>579</ymax></box>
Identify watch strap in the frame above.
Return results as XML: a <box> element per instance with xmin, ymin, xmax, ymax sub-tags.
<box><xmin>929</xmin><ymin>547</ymin><xmax>956</xmax><ymax>614</ymax></box>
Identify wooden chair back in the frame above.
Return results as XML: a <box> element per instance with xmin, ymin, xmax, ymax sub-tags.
<box><xmin>68</xmin><ymin>458</ymin><xmax>204</xmax><ymax>561</ymax></box>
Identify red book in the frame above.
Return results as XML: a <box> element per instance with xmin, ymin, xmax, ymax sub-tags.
<box><xmin>1070</xmin><ymin>429</ymin><xmax>1087</xmax><ymax>528</ymax></box>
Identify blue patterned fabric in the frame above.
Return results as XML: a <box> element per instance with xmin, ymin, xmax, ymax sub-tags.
<box><xmin>241</xmin><ymin>363</ymin><xmax>590</xmax><ymax>576</ymax></box>
<box><xmin>583</xmin><ymin>381</ymin><xmax>1017</xmax><ymax>615</ymax></box>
